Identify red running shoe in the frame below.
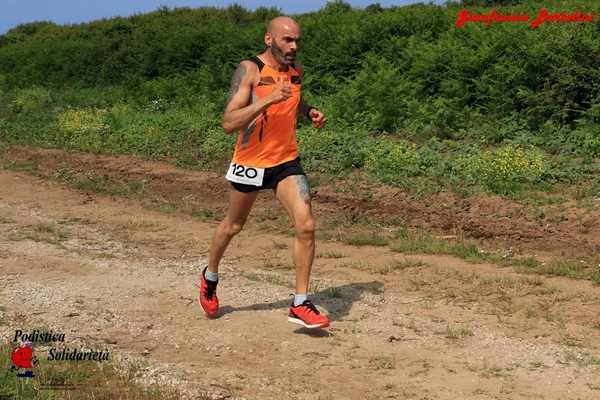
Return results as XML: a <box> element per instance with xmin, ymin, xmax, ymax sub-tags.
<box><xmin>199</xmin><ymin>266</ymin><xmax>219</xmax><ymax>317</ymax></box>
<box><xmin>288</xmin><ymin>300</ymin><xmax>330</xmax><ymax>329</ymax></box>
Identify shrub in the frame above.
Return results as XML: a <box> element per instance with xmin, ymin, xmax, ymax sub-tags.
<box><xmin>298</xmin><ymin>124</ymin><xmax>372</xmax><ymax>174</ymax></box>
<box><xmin>56</xmin><ymin>108</ymin><xmax>110</xmax><ymax>151</ymax></box>
<box><xmin>198</xmin><ymin>127</ymin><xmax>236</xmax><ymax>167</ymax></box>
<box><xmin>469</xmin><ymin>113</ymin><xmax>534</xmax><ymax>145</ymax></box>
<box><xmin>0</xmin><ymin>118</ymin><xmax>7</xmax><ymax>137</ymax></box>
<box><xmin>100</xmin><ymin>100</ymin><xmax>224</xmax><ymax>165</ymax></box>
<box><xmin>330</xmin><ymin>54</ymin><xmax>413</xmax><ymax>133</ymax></box>
<box><xmin>460</xmin><ymin>144</ymin><xmax>546</xmax><ymax>195</ymax></box>
<box><xmin>105</xmin><ymin>106</ymin><xmax>196</xmax><ymax>159</ymax></box>
<box><xmin>0</xmin><ymin>74</ymin><xmax>7</xmax><ymax>95</ymax></box>
<box><xmin>57</xmin><ymin>108</ymin><xmax>108</xmax><ymax>134</ymax></box>
<box><xmin>572</xmin><ymin>123</ymin><xmax>600</xmax><ymax>159</ymax></box>
<box><xmin>364</xmin><ymin>138</ymin><xmax>422</xmax><ymax>186</ymax></box>
<box><xmin>10</xmin><ymin>86</ymin><xmax>52</xmax><ymax>113</ymax></box>
<box><xmin>582</xmin><ymin>133</ymin><xmax>600</xmax><ymax>159</ymax></box>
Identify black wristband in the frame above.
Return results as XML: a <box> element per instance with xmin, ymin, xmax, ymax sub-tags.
<box><xmin>305</xmin><ymin>106</ymin><xmax>315</xmax><ymax>118</ymax></box>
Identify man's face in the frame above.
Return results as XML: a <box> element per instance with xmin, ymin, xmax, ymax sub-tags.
<box><xmin>267</xmin><ymin>26</ymin><xmax>300</xmax><ymax>66</ymax></box>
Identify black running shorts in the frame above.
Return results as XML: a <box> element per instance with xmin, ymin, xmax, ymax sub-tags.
<box><xmin>230</xmin><ymin>157</ymin><xmax>306</xmax><ymax>193</ymax></box>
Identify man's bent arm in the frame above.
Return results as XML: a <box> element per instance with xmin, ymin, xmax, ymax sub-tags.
<box><xmin>294</xmin><ymin>63</ymin><xmax>315</xmax><ymax>119</ymax></box>
<box><xmin>223</xmin><ymin>62</ymin><xmax>272</xmax><ymax>134</ymax></box>
<box><xmin>298</xmin><ymin>96</ymin><xmax>314</xmax><ymax>119</ymax></box>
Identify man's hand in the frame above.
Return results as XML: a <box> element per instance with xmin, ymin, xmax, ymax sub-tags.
<box><xmin>269</xmin><ymin>83</ymin><xmax>293</xmax><ymax>104</ymax></box>
<box><xmin>308</xmin><ymin>108</ymin><xmax>327</xmax><ymax>129</ymax></box>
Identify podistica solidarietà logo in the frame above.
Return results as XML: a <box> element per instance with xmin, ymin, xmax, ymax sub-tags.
<box><xmin>9</xmin><ymin>329</ymin><xmax>110</xmax><ymax>378</ymax></box>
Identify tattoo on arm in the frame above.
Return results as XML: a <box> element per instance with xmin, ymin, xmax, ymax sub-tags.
<box><xmin>227</xmin><ymin>64</ymin><xmax>247</xmax><ymax>103</ymax></box>
<box><xmin>295</xmin><ymin>175</ymin><xmax>311</xmax><ymax>203</ymax></box>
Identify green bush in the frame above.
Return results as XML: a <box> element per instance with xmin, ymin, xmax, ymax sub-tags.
<box><xmin>581</xmin><ymin>132</ymin><xmax>600</xmax><ymax>159</ymax></box>
<box><xmin>469</xmin><ymin>113</ymin><xmax>533</xmax><ymax>145</ymax></box>
<box><xmin>460</xmin><ymin>145</ymin><xmax>546</xmax><ymax>194</ymax></box>
<box><xmin>0</xmin><ymin>118</ymin><xmax>7</xmax><ymax>137</ymax></box>
<box><xmin>53</xmin><ymin>86</ymin><xmax>126</xmax><ymax>109</ymax></box>
<box><xmin>104</xmin><ymin>103</ymin><xmax>220</xmax><ymax>161</ymax></box>
<box><xmin>330</xmin><ymin>55</ymin><xmax>413</xmax><ymax>133</ymax></box>
<box><xmin>198</xmin><ymin>127</ymin><xmax>236</xmax><ymax>167</ymax></box>
<box><xmin>56</xmin><ymin>108</ymin><xmax>110</xmax><ymax>151</ymax></box>
<box><xmin>0</xmin><ymin>74</ymin><xmax>7</xmax><ymax>96</ymax></box>
<box><xmin>140</xmin><ymin>68</ymin><xmax>219</xmax><ymax>106</ymax></box>
<box><xmin>0</xmin><ymin>1</ymin><xmax>599</xmax><ymax>199</ymax></box>
<box><xmin>298</xmin><ymin>124</ymin><xmax>372</xmax><ymax>174</ymax></box>
<box><xmin>1</xmin><ymin>1</ymin><xmax>600</xmax><ymax>138</ymax></box>
<box><xmin>10</xmin><ymin>86</ymin><xmax>52</xmax><ymax>113</ymax></box>
<box><xmin>365</xmin><ymin>138</ymin><xmax>423</xmax><ymax>186</ymax></box>
<box><xmin>52</xmin><ymin>100</ymin><xmax>224</xmax><ymax>164</ymax></box>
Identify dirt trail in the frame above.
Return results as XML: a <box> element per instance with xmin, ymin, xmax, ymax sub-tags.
<box><xmin>2</xmin><ymin>161</ymin><xmax>600</xmax><ymax>399</ymax></box>
<box><xmin>4</xmin><ymin>145</ymin><xmax>600</xmax><ymax>258</ymax></box>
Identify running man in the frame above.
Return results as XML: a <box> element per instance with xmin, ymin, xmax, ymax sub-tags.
<box><xmin>199</xmin><ymin>16</ymin><xmax>330</xmax><ymax>329</ymax></box>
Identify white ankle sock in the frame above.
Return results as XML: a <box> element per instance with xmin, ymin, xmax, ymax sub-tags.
<box><xmin>293</xmin><ymin>294</ymin><xmax>307</xmax><ymax>306</ymax></box>
<box><xmin>204</xmin><ymin>269</ymin><xmax>218</xmax><ymax>282</ymax></box>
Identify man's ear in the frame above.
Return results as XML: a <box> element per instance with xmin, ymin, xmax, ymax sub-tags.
<box><xmin>264</xmin><ymin>32</ymin><xmax>272</xmax><ymax>47</ymax></box>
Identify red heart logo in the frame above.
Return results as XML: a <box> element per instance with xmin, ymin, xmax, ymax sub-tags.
<box><xmin>11</xmin><ymin>347</ymin><xmax>33</xmax><ymax>369</ymax></box>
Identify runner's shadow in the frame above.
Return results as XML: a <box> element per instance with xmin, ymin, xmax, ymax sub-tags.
<box><xmin>292</xmin><ymin>327</ymin><xmax>332</xmax><ymax>337</ymax></box>
<box><xmin>217</xmin><ymin>281</ymin><xmax>384</xmax><ymax>322</ymax></box>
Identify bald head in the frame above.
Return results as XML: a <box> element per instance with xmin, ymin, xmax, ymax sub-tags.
<box><xmin>267</xmin><ymin>16</ymin><xmax>300</xmax><ymax>36</ymax></box>
<box><xmin>264</xmin><ymin>16</ymin><xmax>301</xmax><ymax>67</ymax></box>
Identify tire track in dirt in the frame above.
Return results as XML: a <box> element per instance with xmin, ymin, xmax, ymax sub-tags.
<box><xmin>1</xmin><ymin>169</ymin><xmax>600</xmax><ymax>399</ymax></box>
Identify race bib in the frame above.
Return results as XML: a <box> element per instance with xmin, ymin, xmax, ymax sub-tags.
<box><xmin>225</xmin><ymin>162</ymin><xmax>265</xmax><ymax>186</ymax></box>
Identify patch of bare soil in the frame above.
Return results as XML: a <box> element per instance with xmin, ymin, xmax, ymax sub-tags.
<box><xmin>4</xmin><ymin>145</ymin><xmax>600</xmax><ymax>259</ymax></box>
<box><xmin>1</xmin><ymin>153</ymin><xmax>600</xmax><ymax>399</ymax></box>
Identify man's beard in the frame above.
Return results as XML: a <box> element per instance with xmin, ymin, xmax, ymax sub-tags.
<box><xmin>271</xmin><ymin>40</ymin><xmax>295</xmax><ymax>65</ymax></box>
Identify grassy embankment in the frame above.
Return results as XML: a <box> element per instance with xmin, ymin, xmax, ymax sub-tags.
<box><xmin>0</xmin><ymin>0</ymin><xmax>599</xmax><ymax>279</ymax></box>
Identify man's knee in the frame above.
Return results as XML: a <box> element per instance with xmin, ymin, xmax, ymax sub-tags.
<box><xmin>222</xmin><ymin>220</ymin><xmax>245</xmax><ymax>237</ymax></box>
<box><xmin>296</xmin><ymin>216</ymin><xmax>315</xmax><ymax>238</ymax></box>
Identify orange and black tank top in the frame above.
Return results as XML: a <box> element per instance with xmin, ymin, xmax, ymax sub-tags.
<box><xmin>231</xmin><ymin>55</ymin><xmax>301</xmax><ymax>168</ymax></box>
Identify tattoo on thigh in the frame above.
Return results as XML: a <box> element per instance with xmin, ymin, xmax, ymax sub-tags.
<box><xmin>295</xmin><ymin>175</ymin><xmax>311</xmax><ymax>203</ymax></box>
